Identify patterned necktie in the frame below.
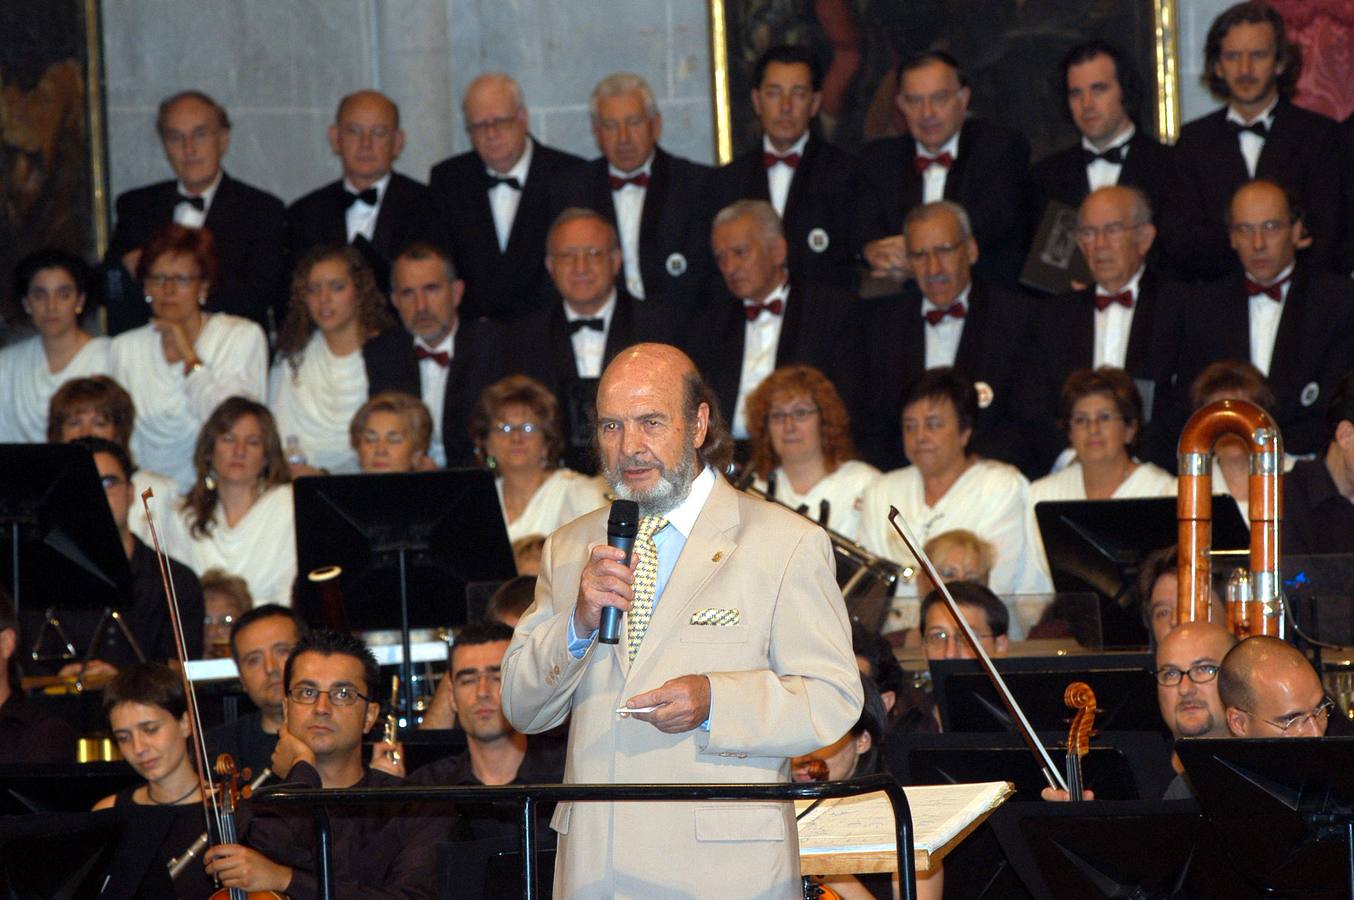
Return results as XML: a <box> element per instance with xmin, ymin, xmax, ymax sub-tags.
<box><xmin>627</xmin><ymin>514</ymin><xmax>668</xmax><ymax>662</ymax></box>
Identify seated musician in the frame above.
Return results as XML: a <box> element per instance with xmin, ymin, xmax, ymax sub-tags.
<box><xmin>744</xmin><ymin>364</ymin><xmax>881</xmax><ymax>543</ymax></box>
<box><xmin>485</xmin><ymin>574</ymin><xmax>538</xmax><ymax>627</ymax></box>
<box><xmin>200</xmin><ymin>568</ymin><xmax>251</xmax><ymax>659</ymax></box>
<box><xmin>0</xmin><ymin>588</ymin><xmax>77</xmax><ymax>764</ymax></box>
<box><xmin>204</xmin><ymin>629</ymin><xmax>447</xmax><ymax>897</ymax></box>
<box><xmin>1137</xmin><ymin>545</ymin><xmax>1227</xmax><ymax>646</ymax></box>
<box><xmin>93</xmin><ymin>661</ymin><xmax>216</xmax><ymax>900</ymax></box>
<box><xmin>1219</xmin><ymin>636</ymin><xmax>1332</xmax><ymax>738</ymax></box>
<box><xmin>909</xmin><ymin>529</ymin><xmax>994</xmax><ymax>625</ymax></box>
<box><xmin>204</xmin><ymin>603</ymin><xmax>306</xmax><ymax>777</ymax></box>
<box><xmin>373</xmin><ymin>620</ymin><xmax>564</xmax><ymax>842</ymax></box>
<box><xmin>350</xmin><ymin>390</ymin><xmax>434</xmax><ymax>473</ymax></box>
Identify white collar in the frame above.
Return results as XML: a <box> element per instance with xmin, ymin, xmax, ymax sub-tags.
<box><xmin>762</xmin><ymin>131</ymin><xmax>810</xmax><ymax>158</ymax></box>
<box><xmin>608</xmin><ymin>153</ymin><xmax>655</xmax><ymax>180</ymax></box>
<box><xmin>177</xmin><ymin>169</ymin><xmax>224</xmax><ymax>205</ymax></box>
<box><xmin>742</xmin><ymin>276</ymin><xmax>790</xmax><ymax>307</ymax></box>
<box><xmin>1227</xmin><ymin>96</ymin><xmax>1279</xmax><ymax>127</ymax></box>
<box><xmin>919</xmin><ymin>130</ymin><xmax>961</xmax><ymax>161</ymax></box>
<box><xmin>1081</xmin><ymin>121</ymin><xmax>1135</xmax><ymax>155</ymax></box>
<box><xmin>1096</xmin><ymin>265</ymin><xmax>1146</xmax><ymax>299</ymax></box>
<box><xmin>343</xmin><ymin>171</ymin><xmax>392</xmax><ymax>203</ymax></box>
<box><xmin>488</xmin><ymin>137</ymin><xmax>534</xmax><ymax>184</ymax></box>
<box><xmin>922</xmin><ymin>283</ymin><xmax>971</xmax><ymax>313</ymax></box>
<box><xmin>564</xmin><ymin>289</ymin><xmax>616</xmax><ymax>325</ymax></box>
<box><xmin>415</xmin><ymin>320</ymin><xmax>457</xmax><ymax>355</ymax></box>
<box><xmin>662</xmin><ymin>466</ymin><xmax>717</xmax><ymax>538</ymax></box>
<box><xmin>1246</xmin><ymin>260</ymin><xmax>1295</xmax><ymax>289</ymax></box>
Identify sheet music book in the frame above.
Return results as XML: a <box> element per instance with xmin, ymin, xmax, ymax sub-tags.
<box><xmin>1019</xmin><ymin>200</ymin><xmax>1092</xmax><ymax>294</ymax></box>
<box><xmin>797</xmin><ymin>780</ymin><xmax>1013</xmax><ymax>873</ymax></box>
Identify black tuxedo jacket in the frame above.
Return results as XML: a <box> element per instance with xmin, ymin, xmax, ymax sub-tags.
<box><xmin>711</xmin><ymin>133</ymin><xmax>862</xmax><ymax>290</ymax></box>
<box><xmin>688</xmin><ymin>280</ymin><xmax>863</xmax><ymax>435</ymax></box>
<box><xmin>285</xmin><ymin>172</ymin><xmax>446</xmax><ymax>291</ymax></box>
<box><xmin>548</xmin><ymin>148</ymin><xmax>714</xmax><ymax>321</ymax></box>
<box><xmin>855</xmin><ymin>118</ymin><xmax>1032</xmax><ymax>287</ymax></box>
<box><xmin>1030</xmin><ymin>130</ymin><xmax>1174</xmax><ymax>221</ymax></box>
<box><xmin>361</xmin><ymin>318</ymin><xmax>508</xmax><ymax>467</ymax></box>
<box><xmin>1019</xmin><ymin>270</ymin><xmax>1187</xmax><ymax>472</ymax></box>
<box><xmin>1339</xmin><ymin>112</ymin><xmax>1354</xmax><ymax>275</ymax></box>
<box><xmin>506</xmin><ymin>289</ymin><xmax>678</xmax><ymax>472</ymax></box>
<box><xmin>1180</xmin><ymin>263</ymin><xmax>1354</xmax><ymax>455</ymax></box>
<box><xmin>430</xmin><ymin>139</ymin><xmax>584</xmax><ymax>321</ymax></box>
<box><xmin>104</xmin><ymin>171</ymin><xmax>286</xmax><ymax>333</ymax></box>
<box><xmin>1162</xmin><ymin>97</ymin><xmax>1342</xmax><ymax>280</ymax></box>
<box><xmin>859</xmin><ymin>279</ymin><xmax>1033</xmax><ymax>473</ymax></box>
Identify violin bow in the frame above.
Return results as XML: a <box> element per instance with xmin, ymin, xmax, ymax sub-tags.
<box><xmin>887</xmin><ymin>506</ymin><xmax>1068</xmax><ymax>792</ymax></box>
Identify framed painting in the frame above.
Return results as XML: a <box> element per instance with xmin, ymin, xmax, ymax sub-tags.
<box><xmin>709</xmin><ymin>0</ymin><xmax>1181</xmax><ymax>164</ymax></box>
<box><xmin>0</xmin><ymin>0</ymin><xmax>108</xmax><ymax>311</ymax></box>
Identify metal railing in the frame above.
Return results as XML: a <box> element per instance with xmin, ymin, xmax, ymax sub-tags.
<box><xmin>254</xmin><ymin>772</ymin><xmax>915</xmax><ymax>899</ymax></box>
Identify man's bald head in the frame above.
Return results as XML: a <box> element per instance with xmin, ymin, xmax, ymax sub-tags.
<box><xmin>1220</xmin><ymin>636</ymin><xmax>1328</xmax><ymax>737</ymax></box>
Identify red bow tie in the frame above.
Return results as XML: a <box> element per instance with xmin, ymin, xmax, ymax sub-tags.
<box><xmin>914</xmin><ymin>152</ymin><xmax>954</xmax><ymax>175</ymax></box>
<box><xmin>608</xmin><ymin>172</ymin><xmax>650</xmax><ymax>190</ymax></box>
<box><xmin>923</xmin><ymin>302</ymin><xmax>965</xmax><ymax>326</ymax></box>
<box><xmin>744</xmin><ymin>298</ymin><xmax>784</xmax><ymax>321</ymax></box>
<box><xmin>763</xmin><ymin>151</ymin><xmax>800</xmax><ymax>169</ymax></box>
<box><xmin>1245</xmin><ymin>274</ymin><xmax>1290</xmax><ymax>302</ymax></box>
<box><xmin>415</xmin><ymin>346</ymin><xmax>450</xmax><ymax>367</ymax></box>
<box><xmin>1094</xmin><ymin>290</ymin><xmax>1133</xmax><ymax>311</ymax></box>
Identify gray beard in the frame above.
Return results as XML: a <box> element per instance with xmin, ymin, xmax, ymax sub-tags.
<box><xmin>606</xmin><ymin>442</ymin><xmax>700</xmax><ymax>517</ymax></box>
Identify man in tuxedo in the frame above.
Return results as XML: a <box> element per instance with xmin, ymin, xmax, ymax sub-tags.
<box><xmin>1020</xmin><ymin>186</ymin><xmax>1185</xmax><ymax>472</ymax></box>
<box><xmin>857</xmin><ymin>50</ymin><xmax>1030</xmax><ymax>289</ymax></box>
<box><xmin>1180</xmin><ymin>180</ymin><xmax>1354</xmax><ymax>456</ymax></box>
<box><xmin>1030</xmin><ymin>41</ymin><xmax>1173</xmax><ymax>249</ymax></box>
<box><xmin>286</xmin><ymin>90</ymin><xmax>445</xmax><ymax>290</ymax></box>
<box><xmin>501</xmin><ymin>342</ymin><xmax>862</xmax><ymax>898</ymax></box>
<box><xmin>1162</xmin><ymin>2</ymin><xmax>1342</xmax><ymax>280</ymax></box>
<box><xmin>692</xmin><ymin>200</ymin><xmax>860</xmax><ymax>449</ymax></box>
<box><xmin>548</xmin><ymin>73</ymin><xmax>713</xmax><ymax>322</ymax></box>
<box><xmin>711</xmin><ymin>44</ymin><xmax>861</xmax><ymax>290</ymax></box>
<box><xmin>859</xmin><ymin>201</ymin><xmax>1032</xmax><ymax>473</ymax></box>
<box><xmin>509</xmin><ymin>208</ymin><xmax>675</xmax><ymax>472</ymax></box>
<box><xmin>362</xmin><ymin>242</ymin><xmax>504</xmax><ymax>467</ymax></box>
<box><xmin>430</xmin><ymin>73</ymin><xmax>583</xmax><ymax>321</ymax></box>
<box><xmin>104</xmin><ymin>90</ymin><xmax>285</xmax><ymax>334</ymax></box>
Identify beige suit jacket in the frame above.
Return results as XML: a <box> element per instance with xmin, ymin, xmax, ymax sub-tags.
<box><xmin>501</xmin><ymin>475</ymin><xmax>863</xmax><ymax>899</ymax></box>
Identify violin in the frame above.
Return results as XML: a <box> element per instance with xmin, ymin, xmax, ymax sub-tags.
<box><xmin>208</xmin><ymin>755</ymin><xmax>286</xmax><ymax>900</ymax></box>
<box><xmin>1063</xmin><ymin>682</ymin><xmax>1098</xmax><ymax>802</ymax></box>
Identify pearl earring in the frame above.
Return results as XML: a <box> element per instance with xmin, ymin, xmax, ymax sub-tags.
<box><xmin>145</xmin><ymin>295</ymin><xmax>153</xmax><ymax>305</ymax></box>
<box><xmin>204</xmin><ymin>470</ymin><xmax>217</xmax><ymax>491</ymax></box>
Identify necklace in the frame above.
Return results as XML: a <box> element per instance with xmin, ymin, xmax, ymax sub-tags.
<box><xmin>147</xmin><ymin>782</ymin><xmax>198</xmax><ymax>806</ymax></box>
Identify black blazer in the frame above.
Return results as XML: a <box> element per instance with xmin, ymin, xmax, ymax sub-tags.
<box><xmin>548</xmin><ymin>148</ymin><xmax>714</xmax><ymax>323</ymax></box>
<box><xmin>855</xmin><ymin>118</ymin><xmax>1032</xmax><ymax>287</ymax></box>
<box><xmin>711</xmin><ymin>133</ymin><xmax>863</xmax><ymax>290</ymax></box>
<box><xmin>1018</xmin><ymin>269</ymin><xmax>1187</xmax><ymax>472</ymax></box>
<box><xmin>1162</xmin><ymin>97</ymin><xmax>1342</xmax><ymax>280</ymax></box>
<box><xmin>859</xmin><ymin>279</ymin><xmax>1033</xmax><ymax>474</ymax></box>
<box><xmin>430</xmin><ymin>139</ymin><xmax>584</xmax><ymax>321</ymax></box>
<box><xmin>104</xmin><ymin>171</ymin><xmax>286</xmax><ymax>333</ymax></box>
<box><xmin>285</xmin><ymin>171</ymin><xmax>446</xmax><ymax>291</ymax></box>
<box><xmin>361</xmin><ymin>318</ymin><xmax>508</xmax><ymax>467</ymax></box>
<box><xmin>1030</xmin><ymin>130</ymin><xmax>1174</xmax><ymax>221</ymax></box>
<box><xmin>1339</xmin><ymin>112</ymin><xmax>1354</xmax><ymax>275</ymax></box>
<box><xmin>688</xmin><ymin>280</ymin><xmax>863</xmax><ymax>435</ymax></box>
<box><xmin>1179</xmin><ymin>262</ymin><xmax>1354</xmax><ymax>455</ymax></box>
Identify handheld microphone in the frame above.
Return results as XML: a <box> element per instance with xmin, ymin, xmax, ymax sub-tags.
<box><xmin>601</xmin><ymin>499</ymin><xmax>639</xmax><ymax>644</ymax></box>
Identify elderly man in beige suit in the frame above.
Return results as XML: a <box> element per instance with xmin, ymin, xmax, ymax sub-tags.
<box><xmin>501</xmin><ymin>343</ymin><xmax>863</xmax><ymax>899</ymax></box>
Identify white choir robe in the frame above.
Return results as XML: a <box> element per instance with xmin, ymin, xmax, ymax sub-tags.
<box><xmin>162</xmin><ymin>484</ymin><xmax>298</xmax><ymax>607</ymax></box>
<box><xmin>752</xmin><ymin>459</ymin><xmax>881</xmax><ymax>543</ymax></box>
<box><xmin>111</xmin><ymin>314</ymin><xmax>268</xmax><ymax>486</ymax></box>
<box><xmin>496</xmin><ymin>469</ymin><xmax>610</xmax><ymax>545</ymax></box>
<box><xmin>268</xmin><ymin>331</ymin><xmax>368</xmax><ymax>473</ymax></box>
<box><xmin>0</xmin><ymin>336</ymin><xmax>112</xmax><ymax>442</ymax></box>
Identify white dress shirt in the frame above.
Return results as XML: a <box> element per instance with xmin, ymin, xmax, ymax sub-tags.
<box><xmin>732</xmin><ymin>280</ymin><xmax>790</xmax><ymax>439</ymax></box>
<box><xmin>564</xmin><ymin>290</ymin><xmax>616</xmax><ymax>379</ymax></box>
<box><xmin>173</xmin><ymin>170</ymin><xmax>223</xmax><ymax>228</ymax></box>
<box><xmin>344</xmin><ymin>172</ymin><xmax>391</xmax><ymax>243</ymax></box>
<box><xmin>1093</xmin><ymin>265</ymin><xmax>1144</xmax><ymax>369</ymax></box>
<box><xmin>1227</xmin><ymin>97</ymin><xmax>1278</xmax><ymax>178</ymax></box>
<box><xmin>417</xmin><ymin>326</ymin><xmax>457</xmax><ymax>467</ymax></box>
<box><xmin>611</xmin><ymin>156</ymin><xmax>654</xmax><ymax>300</ymax></box>
<box><xmin>488</xmin><ymin>139</ymin><xmax>533</xmax><ymax>252</ymax></box>
<box><xmin>764</xmin><ymin>132</ymin><xmax>809</xmax><ymax>217</ymax></box>
<box><xmin>918</xmin><ymin>132</ymin><xmax>960</xmax><ymax>204</ymax></box>
<box><xmin>1247</xmin><ymin>261</ymin><xmax>1292</xmax><ymax>376</ymax></box>
<box><xmin>1083</xmin><ymin>123</ymin><xmax>1134</xmax><ymax>192</ymax></box>
<box><xmin>922</xmin><ymin>284</ymin><xmax>970</xmax><ymax>369</ymax></box>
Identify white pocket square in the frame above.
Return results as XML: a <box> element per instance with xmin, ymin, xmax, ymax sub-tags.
<box><xmin>689</xmin><ymin>607</ymin><xmax>741</xmax><ymax>626</ymax></box>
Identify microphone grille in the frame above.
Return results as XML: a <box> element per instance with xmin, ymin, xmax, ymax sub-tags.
<box><xmin>608</xmin><ymin>499</ymin><xmax>640</xmax><ymax>534</ymax></box>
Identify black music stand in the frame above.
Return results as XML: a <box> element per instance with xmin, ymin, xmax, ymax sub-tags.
<box><xmin>0</xmin><ymin>444</ymin><xmax>133</xmax><ymax>663</ymax></box>
<box><xmin>1177</xmin><ymin>736</ymin><xmax>1354</xmax><ymax>898</ymax></box>
<box><xmin>0</xmin><ymin>809</ymin><xmax>172</xmax><ymax>899</ymax></box>
<box><xmin>293</xmin><ymin>470</ymin><xmax>516</xmax><ymax>718</ymax></box>
<box><xmin>1036</xmin><ymin>496</ymin><xmax>1249</xmax><ymax>646</ymax></box>
<box><xmin>1284</xmin><ymin>554</ymin><xmax>1354</xmax><ymax>648</ymax></box>
<box><xmin>929</xmin><ymin>653</ymin><xmax>1163</xmax><ymax>735</ymax></box>
<box><xmin>0</xmin><ymin>762</ymin><xmax>140</xmax><ymax>814</ymax></box>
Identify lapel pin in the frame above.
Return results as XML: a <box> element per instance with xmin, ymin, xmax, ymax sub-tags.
<box><xmin>711</xmin><ymin>551</ymin><xmax>723</xmax><ymax>562</ymax></box>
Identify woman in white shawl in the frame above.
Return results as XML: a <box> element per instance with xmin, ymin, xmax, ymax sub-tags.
<box><xmin>269</xmin><ymin>245</ymin><xmax>394</xmax><ymax>475</ymax></box>
<box><xmin>110</xmin><ymin>225</ymin><xmax>268</xmax><ymax>486</ymax></box>
<box><xmin>0</xmin><ymin>249</ymin><xmax>110</xmax><ymax>442</ymax></box>
<box><xmin>164</xmin><ymin>397</ymin><xmax>296</xmax><ymax>607</ymax></box>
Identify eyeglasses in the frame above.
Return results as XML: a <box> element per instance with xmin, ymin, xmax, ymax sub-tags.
<box><xmin>905</xmin><ymin>243</ymin><xmax>962</xmax><ymax>264</ymax></box>
<box><xmin>1154</xmin><ymin>663</ymin><xmax>1219</xmax><ymax>686</ymax></box>
<box><xmin>550</xmin><ymin>248</ymin><xmax>610</xmax><ymax>265</ymax></box>
<box><xmin>922</xmin><ymin>628</ymin><xmax>995</xmax><ymax>648</ymax></box>
<box><xmin>287</xmin><ymin>685</ymin><xmax>372</xmax><ymax>706</ymax></box>
<box><xmin>1069</xmin><ymin>411</ymin><xmax>1125</xmax><ymax>430</ymax></box>
<box><xmin>899</xmin><ymin>89</ymin><xmax>962</xmax><ymax>110</ymax></box>
<box><xmin>145</xmin><ymin>273</ymin><xmax>200</xmax><ymax>289</ymax></box>
<box><xmin>1240</xmin><ymin>697</ymin><xmax>1336</xmax><ymax>734</ymax></box>
<box><xmin>768</xmin><ymin>406</ymin><xmax>819</xmax><ymax>426</ymax></box>
<box><xmin>203</xmin><ymin>613</ymin><xmax>237</xmax><ymax>628</ymax></box>
<box><xmin>492</xmin><ymin>422</ymin><xmax>539</xmax><ymax>436</ymax></box>
<box><xmin>467</xmin><ymin>114</ymin><xmax>521</xmax><ymax>135</ymax></box>
<box><xmin>1229</xmin><ymin>219</ymin><xmax>1291</xmax><ymax>239</ymax></box>
<box><xmin>338</xmin><ymin>124</ymin><xmax>394</xmax><ymax>142</ymax></box>
<box><xmin>1075</xmin><ymin>221</ymin><xmax>1141</xmax><ymax>242</ymax></box>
